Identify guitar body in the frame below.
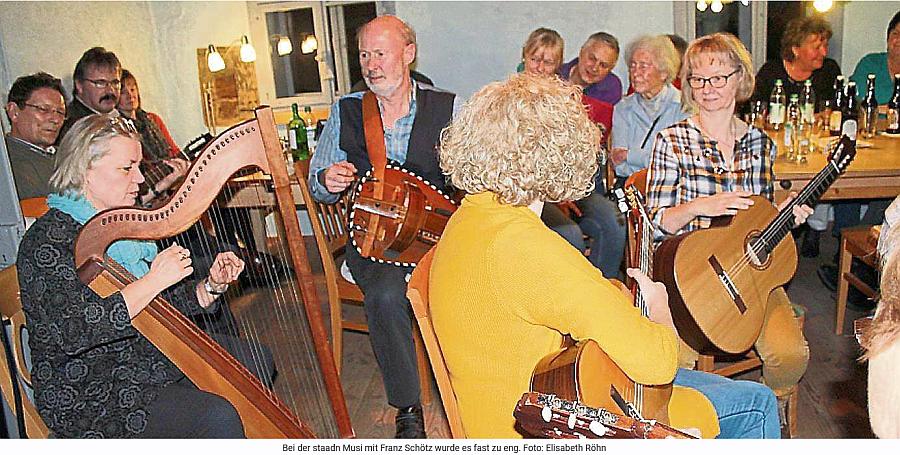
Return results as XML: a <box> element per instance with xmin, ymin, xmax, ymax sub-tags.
<box><xmin>654</xmin><ymin>195</ymin><xmax>798</xmax><ymax>354</ymax></box>
<box><xmin>349</xmin><ymin>165</ymin><xmax>457</xmax><ymax>266</ymax></box>
<box><xmin>530</xmin><ymin>339</ymin><xmax>671</xmax><ymax>425</ymax></box>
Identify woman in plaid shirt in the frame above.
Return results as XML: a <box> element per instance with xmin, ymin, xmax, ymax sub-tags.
<box><xmin>647</xmin><ymin>33</ymin><xmax>813</xmax><ymax>434</ymax></box>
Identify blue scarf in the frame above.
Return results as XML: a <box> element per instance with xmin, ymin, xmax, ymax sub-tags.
<box><xmin>47</xmin><ymin>192</ymin><xmax>158</xmax><ymax>278</ymax></box>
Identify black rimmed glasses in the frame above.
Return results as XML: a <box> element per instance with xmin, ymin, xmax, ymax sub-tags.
<box><xmin>23</xmin><ymin>103</ymin><xmax>65</xmax><ymax>117</ymax></box>
<box><xmin>687</xmin><ymin>69</ymin><xmax>740</xmax><ymax>89</ymax></box>
<box><xmin>82</xmin><ymin>78</ymin><xmax>122</xmax><ymax>90</ymax></box>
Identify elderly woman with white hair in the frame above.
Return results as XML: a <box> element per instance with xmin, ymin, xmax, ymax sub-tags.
<box><xmin>15</xmin><ymin>114</ymin><xmax>265</xmax><ymax>438</ymax></box>
<box><xmin>610</xmin><ymin>35</ymin><xmax>687</xmax><ymax>183</ymax></box>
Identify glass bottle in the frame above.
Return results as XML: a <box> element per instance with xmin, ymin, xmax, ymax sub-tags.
<box><xmin>829</xmin><ymin>75</ymin><xmax>845</xmax><ymax>136</ymax></box>
<box><xmin>301</xmin><ymin>106</ymin><xmax>318</xmax><ymax>152</ymax></box>
<box><xmin>843</xmin><ymin>81</ymin><xmax>859</xmax><ymax>137</ymax></box>
<box><xmin>860</xmin><ymin>74</ymin><xmax>878</xmax><ymax>138</ymax></box>
<box><xmin>288</xmin><ymin>103</ymin><xmax>310</xmax><ymax>161</ymax></box>
<box><xmin>768</xmin><ymin>79</ymin><xmax>786</xmax><ymax>131</ymax></box>
<box><xmin>799</xmin><ymin>80</ymin><xmax>816</xmax><ymax>125</ymax></box>
<box><xmin>785</xmin><ymin>94</ymin><xmax>801</xmax><ymax>161</ymax></box>
<box><xmin>887</xmin><ymin>74</ymin><xmax>900</xmax><ymax>134</ymax></box>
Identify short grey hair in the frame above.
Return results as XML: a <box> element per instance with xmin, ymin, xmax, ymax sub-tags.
<box><xmin>584</xmin><ymin>32</ymin><xmax>620</xmax><ymax>56</ymax></box>
<box><xmin>50</xmin><ymin>114</ymin><xmax>141</xmax><ymax>195</ymax></box>
<box><xmin>357</xmin><ymin>15</ymin><xmax>417</xmax><ymax>46</ymax></box>
<box><xmin>626</xmin><ymin>35</ymin><xmax>680</xmax><ymax>84</ymax></box>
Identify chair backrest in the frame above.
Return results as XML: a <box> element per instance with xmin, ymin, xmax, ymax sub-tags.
<box><xmin>0</xmin><ymin>265</ymin><xmax>49</xmax><ymax>438</ymax></box>
<box><xmin>294</xmin><ymin>168</ymin><xmax>352</xmax><ymax>296</ymax></box>
<box><xmin>406</xmin><ymin>248</ymin><xmax>466</xmax><ymax>438</ymax></box>
<box><xmin>19</xmin><ymin>197</ymin><xmax>49</xmax><ymax>218</ymax></box>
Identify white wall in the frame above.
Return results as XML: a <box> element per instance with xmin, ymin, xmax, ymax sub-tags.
<box><xmin>842</xmin><ymin>1</ymin><xmax>900</xmax><ymax>75</ymax></box>
<box><xmin>0</xmin><ymin>1</ymin><xmax>252</xmax><ymax>145</ymax></box>
<box><xmin>396</xmin><ymin>1</ymin><xmax>675</xmax><ymax>100</ymax></box>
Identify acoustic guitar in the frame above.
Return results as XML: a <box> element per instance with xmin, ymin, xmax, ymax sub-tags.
<box><xmin>348</xmin><ymin>164</ymin><xmax>457</xmax><ymax>267</ymax></box>
<box><xmin>529</xmin><ymin>185</ymin><xmax>674</xmax><ymax>426</ymax></box>
<box><xmin>514</xmin><ymin>391</ymin><xmax>695</xmax><ymax>439</ymax></box>
<box><xmin>653</xmin><ymin>129</ymin><xmax>858</xmax><ymax>354</ymax></box>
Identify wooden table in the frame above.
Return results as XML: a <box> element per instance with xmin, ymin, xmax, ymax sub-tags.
<box><xmin>773</xmin><ymin>131</ymin><xmax>900</xmax><ymax>203</ymax></box>
<box><xmin>220</xmin><ymin>171</ymin><xmax>307</xmax><ymax>253</ymax></box>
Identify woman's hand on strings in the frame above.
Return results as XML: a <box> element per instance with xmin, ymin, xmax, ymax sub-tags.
<box><xmin>209</xmin><ymin>252</ymin><xmax>245</xmax><ymax>287</ymax></box>
<box><xmin>776</xmin><ymin>191</ymin><xmax>814</xmax><ymax>227</ymax></box>
<box><xmin>147</xmin><ymin>244</ymin><xmax>194</xmax><ymax>289</ymax></box>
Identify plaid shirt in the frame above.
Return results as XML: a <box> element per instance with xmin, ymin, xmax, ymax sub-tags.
<box><xmin>646</xmin><ymin>118</ymin><xmax>777</xmax><ymax>240</ymax></box>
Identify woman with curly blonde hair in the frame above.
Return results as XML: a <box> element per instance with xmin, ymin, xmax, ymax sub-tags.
<box><xmin>429</xmin><ymin>73</ymin><xmax>726</xmax><ymax>438</ymax></box>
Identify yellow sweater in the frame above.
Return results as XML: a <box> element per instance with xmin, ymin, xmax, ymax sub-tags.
<box><xmin>430</xmin><ymin>192</ymin><xmax>719</xmax><ymax>438</ymax></box>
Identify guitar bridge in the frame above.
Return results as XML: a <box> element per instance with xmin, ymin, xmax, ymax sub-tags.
<box><xmin>708</xmin><ymin>255</ymin><xmax>747</xmax><ymax>313</ymax></box>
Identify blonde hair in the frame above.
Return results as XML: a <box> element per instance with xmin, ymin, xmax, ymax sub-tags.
<box><xmin>862</xmin><ymin>251</ymin><xmax>900</xmax><ymax>359</ymax></box>
<box><xmin>680</xmin><ymin>33</ymin><xmax>755</xmax><ymax>114</ymax></box>
<box><xmin>50</xmin><ymin>114</ymin><xmax>141</xmax><ymax>195</ymax></box>
<box><xmin>626</xmin><ymin>35</ymin><xmax>680</xmax><ymax>85</ymax></box>
<box><xmin>522</xmin><ymin>27</ymin><xmax>564</xmax><ymax>68</ymax></box>
<box><xmin>440</xmin><ymin>73</ymin><xmax>602</xmax><ymax>206</ymax></box>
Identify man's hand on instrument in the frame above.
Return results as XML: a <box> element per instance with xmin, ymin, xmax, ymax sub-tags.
<box><xmin>776</xmin><ymin>191</ymin><xmax>814</xmax><ymax>227</ymax></box>
<box><xmin>691</xmin><ymin>191</ymin><xmax>754</xmax><ymax>217</ymax></box>
<box><xmin>323</xmin><ymin>161</ymin><xmax>358</xmax><ymax>193</ymax></box>
<box><xmin>626</xmin><ymin>268</ymin><xmax>675</xmax><ymax>331</ymax></box>
<box><xmin>155</xmin><ymin>158</ymin><xmax>190</xmax><ymax>193</ymax></box>
<box><xmin>147</xmin><ymin>244</ymin><xmax>194</xmax><ymax>289</ymax></box>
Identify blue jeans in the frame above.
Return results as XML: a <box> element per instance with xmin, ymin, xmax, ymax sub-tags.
<box><xmin>575</xmin><ymin>191</ymin><xmax>626</xmax><ymax>279</ymax></box>
<box><xmin>674</xmin><ymin>368</ymin><xmax>780</xmax><ymax>439</ymax></box>
<box><xmin>542</xmin><ymin>203</ymin><xmax>586</xmax><ymax>252</ymax></box>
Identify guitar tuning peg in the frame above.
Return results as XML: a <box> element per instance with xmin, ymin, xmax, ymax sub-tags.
<box><xmin>589</xmin><ymin>420</ymin><xmax>608</xmax><ymax>436</ymax></box>
<box><xmin>541</xmin><ymin>405</ymin><xmax>552</xmax><ymax>423</ymax></box>
<box><xmin>567</xmin><ymin>412</ymin><xmax>577</xmax><ymax>430</ymax></box>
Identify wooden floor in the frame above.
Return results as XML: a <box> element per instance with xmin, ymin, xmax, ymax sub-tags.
<box><xmin>251</xmin><ymin>230</ymin><xmax>876</xmax><ymax>439</ymax></box>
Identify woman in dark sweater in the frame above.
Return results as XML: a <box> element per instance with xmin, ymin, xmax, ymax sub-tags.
<box><xmin>17</xmin><ymin>114</ymin><xmax>253</xmax><ymax>438</ymax></box>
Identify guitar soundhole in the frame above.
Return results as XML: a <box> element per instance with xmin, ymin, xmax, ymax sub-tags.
<box><xmin>745</xmin><ymin>232</ymin><xmax>769</xmax><ymax>268</ymax></box>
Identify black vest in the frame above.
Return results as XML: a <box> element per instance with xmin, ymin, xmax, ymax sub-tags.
<box><xmin>338</xmin><ymin>86</ymin><xmax>455</xmax><ymax>193</ymax></box>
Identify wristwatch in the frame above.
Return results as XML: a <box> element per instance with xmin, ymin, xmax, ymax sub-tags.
<box><xmin>204</xmin><ymin>278</ymin><xmax>228</xmax><ymax>296</ymax></box>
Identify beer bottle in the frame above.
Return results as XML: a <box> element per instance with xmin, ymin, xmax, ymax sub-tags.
<box><xmin>785</xmin><ymin>95</ymin><xmax>801</xmax><ymax>161</ymax></box>
<box><xmin>288</xmin><ymin>103</ymin><xmax>310</xmax><ymax>161</ymax></box>
<box><xmin>301</xmin><ymin>106</ymin><xmax>317</xmax><ymax>152</ymax></box>
<box><xmin>860</xmin><ymin>74</ymin><xmax>878</xmax><ymax>138</ymax></box>
<box><xmin>799</xmin><ymin>79</ymin><xmax>816</xmax><ymax>125</ymax></box>
<box><xmin>887</xmin><ymin>74</ymin><xmax>900</xmax><ymax>134</ymax></box>
<box><xmin>842</xmin><ymin>81</ymin><xmax>859</xmax><ymax>137</ymax></box>
<box><xmin>829</xmin><ymin>75</ymin><xmax>845</xmax><ymax>136</ymax></box>
<box><xmin>769</xmin><ymin>80</ymin><xmax>786</xmax><ymax>131</ymax></box>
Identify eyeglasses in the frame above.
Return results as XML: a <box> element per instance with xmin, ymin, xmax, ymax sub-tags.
<box><xmin>110</xmin><ymin>116</ymin><xmax>139</xmax><ymax>134</ymax></box>
<box><xmin>23</xmin><ymin>103</ymin><xmax>66</xmax><ymax>117</ymax></box>
<box><xmin>687</xmin><ymin>69</ymin><xmax>740</xmax><ymax>89</ymax></box>
<box><xmin>82</xmin><ymin>78</ymin><xmax>122</xmax><ymax>90</ymax></box>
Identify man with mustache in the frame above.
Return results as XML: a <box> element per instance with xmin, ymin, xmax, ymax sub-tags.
<box><xmin>308</xmin><ymin>15</ymin><xmax>457</xmax><ymax>439</ymax></box>
<box><xmin>58</xmin><ymin>47</ymin><xmax>123</xmax><ymax>143</ymax></box>
<box><xmin>4</xmin><ymin>72</ymin><xmax>66</xmax><ymax>200</ymax></box>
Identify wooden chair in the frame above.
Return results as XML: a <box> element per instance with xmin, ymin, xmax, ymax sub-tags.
<box><xmin>407</xmin><ymin>248</ymin><xmax>466</xmax><ymax>438</ymax></box>
<box><xmin>294</xmin><ymin>170</ymin><xmax>432</xmax><ymax>405</ymax></box>
<box><xmin>835</xmin><ymin>226</ymin><xmax>880</xmax><ymax>335</ymax></box>
<box><xmin>0</xmin><ymin>265</ymin><xmax>49</xmax><ymax>438</ymax></box>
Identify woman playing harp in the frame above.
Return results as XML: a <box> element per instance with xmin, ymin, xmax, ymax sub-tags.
<box><xmin>16</xmin><ymin>114</ymin><xmax>272</xmax><ymax>438</ymax></box>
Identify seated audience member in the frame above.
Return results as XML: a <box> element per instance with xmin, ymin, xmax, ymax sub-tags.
<box><xmin>753</xmin><ymin>16</ymin><xmax>842</xmax><ymax>258</ymax></box>
<box><xmin>4</xmin><ymin>72</ymin><xmax>66</xmax><ymax>199</ymax></box>
<box><xmin>518</xmin><ymin>27</ymin><xmax>588</xmax><ymax>255</ymax></box>
<box><xmin>647</xmin><ymin>33</ymin><xmax>810</xmax><ymax>426</ymax></box>
<box><xmin>626</xmin><ymin>34</ymin><xmax>687</xmax><ymax>95</ymax></box>
<box><xmin>59</xmin><ymin>47</ymin><xmax>123</xmax><ymax>142</ymax></box>
<box><xmin>432</xmin><ymin>72</ymin><xmax>780</xmax><ymax>439</ymax></box>
<box><xmin>611</xmin><ymin>35</ymin><xmax>687</xmax><ymax>184</ymax></box>
<box><xmin>558</xmin><ymin>32</ymin><xmax>623</xmax><ymax>106</ymax></box>
<box><xmin>118</xmin><ymin>69</ymin><xmax>181</xmax><ymax>159</ymax></box>
<box><xmin>851</xmin><ymin>10</ymin><xmax>900</xmax><ymax>104</ymax></box>
<box><xmin>17</xmin><ymin>114</ymin><xmax>272</xmax><ymax>438</ymax></box>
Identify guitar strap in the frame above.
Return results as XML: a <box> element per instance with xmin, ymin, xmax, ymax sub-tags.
<box><xmin>361</xmin><ymin>91</ymin><xmax>387</xmax><ymax>256</ymax></box>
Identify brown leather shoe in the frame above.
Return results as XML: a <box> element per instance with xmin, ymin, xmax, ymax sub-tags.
<box><xmin>395</xmin><ymin>405</ymin><xmax>426</xmax><ymax>439</ymax></box>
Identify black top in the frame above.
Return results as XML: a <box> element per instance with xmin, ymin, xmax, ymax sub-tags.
<box><xmin>57</xmin><ymin>97</ymin><xmax>95</xmax><ymax>145</ymax></box>
<box><xmin>750</xmin><ymin>58</ymin><xmax>843</xmax><ymax>112</ymax></box>
<box><xmin>17</xmin><ymin>209</ymin><xmax>214</xmax><ymax>438</ymax></box>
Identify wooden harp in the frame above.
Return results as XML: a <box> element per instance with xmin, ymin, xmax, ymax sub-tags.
<box><xmin>73</xmin><ymin>107</ymin><xmax>353</xmax><ymax>438</ymax></box>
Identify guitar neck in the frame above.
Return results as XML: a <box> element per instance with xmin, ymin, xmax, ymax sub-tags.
<box><xmin>758</xmin><ymin>159</ymin><xmax>842</xmax><ymax>254</ymax></box>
